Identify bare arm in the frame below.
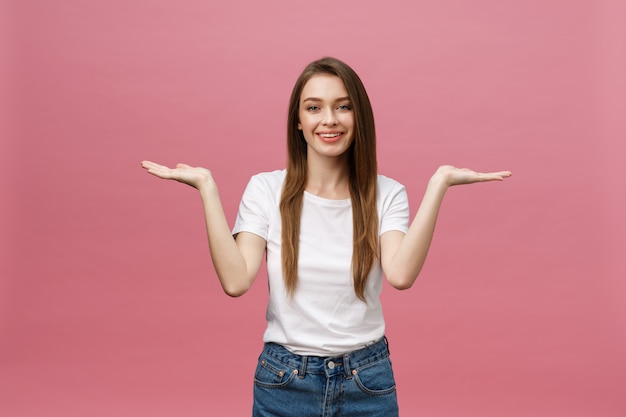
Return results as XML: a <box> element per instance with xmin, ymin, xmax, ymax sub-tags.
<box><xmin>141</xmin><ymin>161</ymin><xmax>265</xmax><ymax>297</ymax></box>
<box><xmin>381</xmin><ymin>165</ymin><xmax>512</xmax><ymax>290</ymax></box>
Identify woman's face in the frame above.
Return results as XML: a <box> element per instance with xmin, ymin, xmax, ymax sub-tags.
<box><xmin>297</xmin><ymin>74</ymin><xmax>355</xmax><ymax>162</ymax></box>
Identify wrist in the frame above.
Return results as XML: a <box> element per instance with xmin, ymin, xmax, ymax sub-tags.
<box><xmin>198</xmin><ymin>179</ymin><xmax>218</xmax><ymax>197</ymax></box>
<box><xmin>429</xmin><ymin>168</ymin><xmax>451</xmax><ymax>189</ymax></box>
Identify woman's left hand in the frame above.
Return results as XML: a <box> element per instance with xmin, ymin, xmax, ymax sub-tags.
<box><xmin>434</xmin><ymin>165</ymin><xmax>512</xmax><ymax>187</ymax></box>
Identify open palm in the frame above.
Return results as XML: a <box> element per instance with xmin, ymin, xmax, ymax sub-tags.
<box><xmin>141</xmin><ymin>161</ymin><xmax>214</xmax><ymax>189</ymax></box>
<box><xmin>436</xmin><ymin>165</ymin><xmax>512</xmax><ymax>186</ymax></box>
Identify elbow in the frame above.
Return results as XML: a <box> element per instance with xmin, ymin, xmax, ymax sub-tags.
<box><xmin>386</xmin><ymin>265</ymin><xmax>421</xmax><ymax>290</ymax></box>
<box><xmin>216</xmin><ymin>268</ymin><xmax>253</xmax><ymax>297</ymax></box>
<box><xmin>220</xmin><ymin>280</ymin><xmax>251</xmax><ymax>298</ymax></box>
<box><xmin>386</xmin><ymin>274</ymin><xmax>416</xmax><ymax>291</ymax></box>
<box><xmin>223</xmin><ymin>287</ymin><xmax>247</xmax><ymax>297</ymax></box>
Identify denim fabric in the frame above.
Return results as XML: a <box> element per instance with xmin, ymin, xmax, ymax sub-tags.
<box><xmin>252</xmin><ymin>337</ymin><xmax>399</xmax><ymax>417</ymax></box>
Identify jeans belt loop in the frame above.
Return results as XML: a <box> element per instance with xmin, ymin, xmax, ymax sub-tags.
<box><xmin>299</xmin><ymin>355</ymin><xmax>307</xmax><ymax>378</ymax></box>
<box><xmin>343</xmin><ymin>353</ymin><xmax>352</xmax><ymax>379</ymax></box>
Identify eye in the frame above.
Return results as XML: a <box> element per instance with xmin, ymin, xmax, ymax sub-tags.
<box><xmin>337</xmin><ymin>104</ymin><xmax>352</xmax><ymax>111</ymax></box>
<box><xmin>306</xmin><ymin>105</ymin><xmax>320</xmax><ymax>112</ymax></box>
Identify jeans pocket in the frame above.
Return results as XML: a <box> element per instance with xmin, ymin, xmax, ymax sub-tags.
<box><xmin>352</xmin><ymin>357</ymin><xmax>397</xmax><ymax>396</ymax></box>
<box><xmin>253</xmin><ymin>353</ymin><xmax>296</xmax><ymax>389</ymax></box>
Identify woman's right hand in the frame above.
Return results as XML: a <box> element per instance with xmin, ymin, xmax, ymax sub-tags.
<box><xmin>141</xmin><ymin>160</ymin><xmax>264</xmax><ymax>297</ymax></box>
<box><xmin>141</xmin><ymin>160</ymin><xmax>215</xmax><ymax>190</ymax></box>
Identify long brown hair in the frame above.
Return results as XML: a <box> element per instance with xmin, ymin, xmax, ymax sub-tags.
<box><xmin>280</xmin><ymin>57</ymin><xmax>378</xmax><ymax>301</ymax></box>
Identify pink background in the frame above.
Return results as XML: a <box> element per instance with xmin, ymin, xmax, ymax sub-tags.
<box><xmin>2</xmin><ymin>0</ymin><xmax>625</xmax><ymax>416</ymax></box>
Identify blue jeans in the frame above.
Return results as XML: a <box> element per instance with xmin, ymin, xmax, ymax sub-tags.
<box><xmin>252</xmin><ymin>337</ymin><xmax>399</xmax><ymax>417</ymax></box>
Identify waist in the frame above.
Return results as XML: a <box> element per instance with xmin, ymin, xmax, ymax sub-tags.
<box><xmin>260</xmin><ymin>336</ymin><xmax>390</xmax><ymax>377</ymax></box>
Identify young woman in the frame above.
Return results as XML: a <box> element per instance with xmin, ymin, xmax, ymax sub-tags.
<box><xmin>141</xmin><ymin>57</ymin><xmax>511</xmax><ymax>417</ymax></box>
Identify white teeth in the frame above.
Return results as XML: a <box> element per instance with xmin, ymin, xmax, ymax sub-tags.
<box><xmin>319</xmin><ymin>133</ymin><xmax>341</xmax><ymax>138</ymax></box>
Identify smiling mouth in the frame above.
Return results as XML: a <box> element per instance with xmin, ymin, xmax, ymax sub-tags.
<box><xmin>317</xmin><ymin>132</ymin><xmax>343</xmax><ymax>142</ymax></box>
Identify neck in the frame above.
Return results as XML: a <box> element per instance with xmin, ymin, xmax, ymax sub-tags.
<box><xmin>305</xmin><ymin>155</ymin><xmax>350</xmax><ymax>199</ymax></box>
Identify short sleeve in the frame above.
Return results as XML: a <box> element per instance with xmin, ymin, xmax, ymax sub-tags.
<box><xmin>378</xmin><ymin>178</ymin><xmax>410</xmax><ymax>236</ymax></box>
<box><xmin>232</xmin><ymin>175</ymin><xmax>271</xmax><ymax>240</ymax></box>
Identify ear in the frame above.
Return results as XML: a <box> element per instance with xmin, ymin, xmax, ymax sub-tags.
<box><xmin>297</xmin><ymin>121</ymin><xmax>302</xmax><ymax>130</ymax></box>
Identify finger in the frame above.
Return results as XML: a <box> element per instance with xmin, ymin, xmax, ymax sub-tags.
<box><xmin>480</xmin><ymin>171</ymin><xmax>512</xmax><ymax>181</ymax></box>
<box><xmin>141</xmin><ymin>160</ymin><xmax>158</xmax><ymax>169</ymax></box>
<box><xmin>486</xmin><ymin>171</ymin><xmax>512</xmax><ymax>180</ymax></box>
<box><xmin>143</xmin><ymin>163</ymin><xmax>175</xmax><ymax>179</ymax></box>
<box><xmin>176</xmin><ymin>163</ymin><xmax>192</xmax><ymax>169</ymax></box>
<box><xmin>141</xmin><ymin>160</ymin><xmax>168</xmax><ymax>171</ymax></box>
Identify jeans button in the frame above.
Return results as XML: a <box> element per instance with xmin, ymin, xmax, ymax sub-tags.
<box><xmin>328</xmin><ymin>361</ymin><xmax>335</xmax><ymax>369</ymax></box>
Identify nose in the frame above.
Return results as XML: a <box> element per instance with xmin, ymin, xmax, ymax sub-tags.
<box><xmin>321</xmin><ymin>108</ymin><xmax>338</xmax><ymax>126</ymax></box>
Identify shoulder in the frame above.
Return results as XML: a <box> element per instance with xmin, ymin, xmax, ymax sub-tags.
<box><xmin>376</xmin><ymin>174</ymin><xmax>409</xmax><ymax>213</ymax></box>
<box><xmin>376</xmin><ymin>174</ymin><xmax>410</xmax><ymax>228</ymax></box>
<box><xmin>237</xmin><ymin>170</ymin><xmax>285</xmax><ymax>215</ymax></box>
<box><xmin>247</xmin><ymin>169</ymin><xmax>286</xmax><ymax>191</ymax></box>
<box><xmin>376</xmin><ymin>174</ymin><xmax>405</xmax><ymax>195</ymax></box>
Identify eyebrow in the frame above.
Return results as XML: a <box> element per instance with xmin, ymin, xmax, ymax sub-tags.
<box><xmin>302</xmin><ymin>96</ymin><xmax>351</xmax><ymax>103</ymax></box>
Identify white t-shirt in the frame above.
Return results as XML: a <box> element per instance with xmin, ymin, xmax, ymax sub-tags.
<box><xmin>232</xmin><ymin>169</ymin><xmax>409</xmax><ymax>356</ymax></box>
